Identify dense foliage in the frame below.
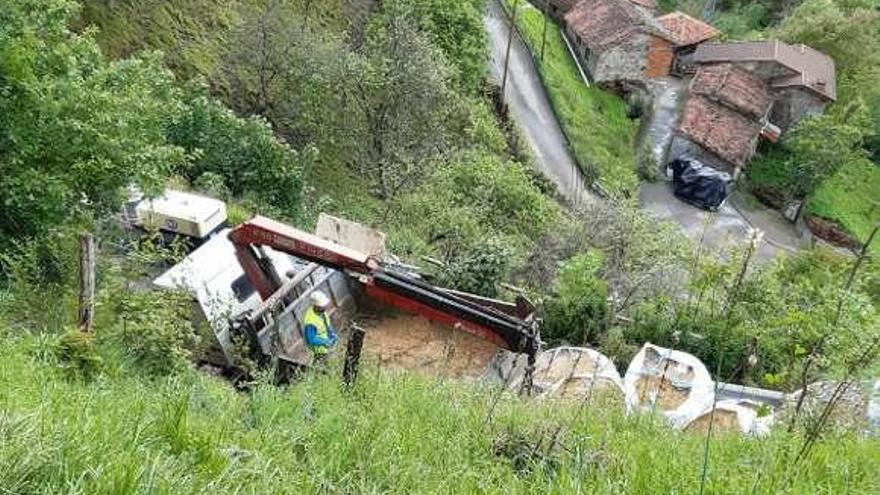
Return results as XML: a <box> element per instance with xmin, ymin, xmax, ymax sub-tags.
<box><xmin>0</xmin><ymin>0</ymin><xmax>310</xmax><ymax>247</ymax></box>
<box><xmin>167</xmin><ymin>87</ymin><xmax>309</xmax><ymax>216</ymax></box>
<box><xmin>0</xmin><ymin>1</ymin><xmax>184</xmax><ymax>241</ymax></box>
<box><xmin>542</xmin><ymin>250</ymin><xmax>610</xmax><ymax>345</ymax></box>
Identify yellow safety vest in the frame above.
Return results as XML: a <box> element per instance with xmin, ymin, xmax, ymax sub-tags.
<box><xmin>303</xmin><ymin>307</ymin><xmax>330</xmax><ymax>355</ymax></box>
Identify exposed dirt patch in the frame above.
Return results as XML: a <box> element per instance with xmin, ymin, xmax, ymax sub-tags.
<box><xmin>635</xmin><ymin>375</ymin><xmax>691</xmax><ymax>411</ymax></box>
<box><xmin>805</xmin><ymin>215</ymin><xmax>860</xmax><ymax>250</ymax></box>
<box><xmin>361</xmin><ymin>314</ymin><xmax>500</xmax><ymax>379</ymax></box>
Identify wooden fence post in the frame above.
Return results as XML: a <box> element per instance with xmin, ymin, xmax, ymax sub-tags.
<box><xmin>343</xmin><ymin>324</ymin><xmax>366</xmax><ymax>389</ymax></box>
<box><xmin>78</xmin><ymin>233</ymin><xmax>96</xmax><ymax>332</ymax></box>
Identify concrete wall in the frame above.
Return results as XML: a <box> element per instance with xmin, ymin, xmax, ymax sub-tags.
<box><xmin>770</xmin><ymin>87</ymin><xmax>828</xmax><ymax>131</ymax></box>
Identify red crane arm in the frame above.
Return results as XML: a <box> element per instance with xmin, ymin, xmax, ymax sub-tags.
<box><xmin>229</xmin><ymin>216</ymin><xmax>374</xmax><ymax>299</ymax></box>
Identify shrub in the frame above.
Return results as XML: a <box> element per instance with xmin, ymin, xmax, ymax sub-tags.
<box><xmin>438</xmin><ymin>236</ymin><xmax>514</xmax><ymax>298</ymax></box>
<box><xmin>105</xmin><ymin>290</ymin><xmax>199</xmax><ymax>376</ymax></box>
<box><xmin>542</xmin><ymin>251</ymin><xmax>609</xmax><ymax>345</ymax></box>
<box><xmin>167</xmin><ymin>87</ymin><xmax>310</xmax><ymax>218</ymax></box>
<box><xmin>56</xmin><ymin>329</ymin><xmax>103</xmax><ymax>380</ymax></box>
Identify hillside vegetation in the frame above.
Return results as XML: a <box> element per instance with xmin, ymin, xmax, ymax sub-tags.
<box><xmin>1</xmin><ymin>0</ymin><xmax>879</xmax><ymax>492</ymax></box>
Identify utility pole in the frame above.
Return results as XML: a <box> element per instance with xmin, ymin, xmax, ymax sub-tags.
<box><xmin>78</xmin><ymin>232</ymin><xmax>96</xmax><ymax>332</ymax></box>
<box><xmin>540</xmin><ymin>11</ymin><xmax>548</xmax><ymax>61</ymax></box>
<box><xmin>501</xmin><ymin>0</ymin><xmax>520</xmax><ymax>96</ymax></box>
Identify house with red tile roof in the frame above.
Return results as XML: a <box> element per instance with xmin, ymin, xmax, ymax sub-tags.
<box><xmin>657</xmin><ymin>11</ymin><xmax>720</xmax><ymax>75</ymax></box>
<box><xmin>562</xmin><ymin>0</ymin><xmax>674</xmax><ymax>90</ymax></box>
<box><xmin>670</xmin><ymin>64</ymin><xmax>774</xmax><ymax>175</ymax></box>
<box><xmin>522</xmin><ymin>0</ymin><xmax>837</xmax><ymax>175</ymax></box>
<box><xmin>693</xmin><ymin>41</ymin><xmax>836</xmax><ymax>130</ymax></box>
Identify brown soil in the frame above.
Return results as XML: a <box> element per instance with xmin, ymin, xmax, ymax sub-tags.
<box><xmin>537</xmin><ymin>351</ymin><xmax>623</xmax><ymax>402</ymax></box>
<box><xmin>635</xmin><ymin>375</ymin><xmax>691</xmax><ymax>411</ymax></box>
<box><xmin>360</xmin><ymin>314</ymin><xmax>499</xmax><ymax>379</ymax></box>
<box><xmin>805</xmin><ymin>215</ymin><xmax>860</xmax><ymax>250</ymax></box>
<box><xmin>685</xmin><ymin>410</ymin><xmax>741</xmax><ymax>434</ymax></box>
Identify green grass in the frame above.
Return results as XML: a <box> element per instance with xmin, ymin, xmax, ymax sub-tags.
<box><xmin>807</xmin><ymin>159</ymin><xmax>880</xmax><ymax>253</ymax></box>
<box><xmin>2</xmin><ymin>330</ymin><xmax>878</xmax><ymax>494</ymax></box>
<box><xmin>506</xmin><ymin>2</ymin><xmax>639</xmax><ymax>197</ymax></box>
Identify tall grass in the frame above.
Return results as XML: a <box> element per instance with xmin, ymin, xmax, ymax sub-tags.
<box><xmin>1</xmin><ymin>331</ymin><xmax>877</xmax><ymax>494</ymax></box>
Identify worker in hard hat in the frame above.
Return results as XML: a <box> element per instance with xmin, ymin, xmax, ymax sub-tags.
<box><xmin>303</xmin><ymin>290</ymin><xmax>338</xmax><ymax>365</ymax></box>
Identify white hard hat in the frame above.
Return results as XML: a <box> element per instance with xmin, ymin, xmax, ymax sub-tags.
<box><xmin>310</xmin><ymin>291</ymin><xmax>331</xmax><ymax>308</ymax></box>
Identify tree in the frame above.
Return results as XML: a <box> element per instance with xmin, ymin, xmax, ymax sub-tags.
<box><xmin>0</xmin><ymin>0</ymin><xmax>186</xmax><ymax>243</ymax></box>
<box><xmin>782</xmin><ymin>113</ymin><xmax>867</xmax><ymax>203</ymax></box>
<box><xmin>166</xmin><ymin>85</ymin><xmax>311</xmax><ymax>217</ymax></box>
<box><xmin>348</xmin><ymin>16</ymin><xmax>463</xmax><ymax>198</ymax></box>
<box><xmin>378</xmin><ymin>0</ymin><xmax>488</xmax><ymax>94</ymax></box>
<box><xmin>775</xmin><ymin>0</ymin><xmax>880</xmax><ymax>76</ymax></box>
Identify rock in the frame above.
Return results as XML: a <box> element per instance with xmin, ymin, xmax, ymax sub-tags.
<box><xmin>781</xmin><ymin>380</ymin><xmax>869</xmax><ymax>434</ymax></box>
<box><xmin>782</xmin><ymin>201</ymin><xmax>802</xmax><ymax>222</ymax></box>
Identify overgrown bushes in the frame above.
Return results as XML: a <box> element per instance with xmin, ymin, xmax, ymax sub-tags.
<box><xmin>168</xmin><ymin>87</ymin><xmax>310</xmax><ymax>217</ymax></box>
<box><xmin>542</xmin><ymin>250</ymin><xmax>609</xmax><ymax>346</ymax></box>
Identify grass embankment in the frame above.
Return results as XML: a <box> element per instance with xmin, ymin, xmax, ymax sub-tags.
<box><xmin>808</xmin><ymin>160</ymin><xmax>880</xmax><ymax>253</ymax></box>
<box><xmin>749</xmin><ymin>152</ymin><xmax>880</xmax><ymax>253</ymax></box>
<box><xmin>505</xmin><ymin>1</ymin><xmax>639</xmax><ymax>197</ymax></box>
<box><xmin>1</xmin><ymin>331</ymin><xmax>878</xmax><ymax>494</ymax></box>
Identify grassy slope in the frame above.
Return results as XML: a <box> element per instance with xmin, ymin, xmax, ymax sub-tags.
<box><xmin>807</xmin><ymin>159</ymin><xmax>880</xmax><ymax>252</ymax></box>
<box><xmin>1</xmin><ymin>332</ymin><xmax>878</xmax><ymax>494</ymax></box>
<box><xmin>506</xmin><ymin>2</ymin><xmax>639</xmax><ymax>197</ymax></box>
<box><xmin>77</xmin><ymin>0</ymin><xmax>239</xmax><ymax>80</ymax></box>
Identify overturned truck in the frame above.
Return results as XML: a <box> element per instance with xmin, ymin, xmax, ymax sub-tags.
<box><xmin>168</xmin><ymin>215</ymin><xmax>541</xmax><ymax>380</ymax></box>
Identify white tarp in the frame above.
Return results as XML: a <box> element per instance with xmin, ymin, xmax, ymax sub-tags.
<box><xmin>624</xmin><ymin>343</ymin><xmax>714</xmax><ymax>428</ymax></box>
<box><xmin>481</xmin><ymin>346</ymin><xmax>624</xmax><ymax>403</ymax></box>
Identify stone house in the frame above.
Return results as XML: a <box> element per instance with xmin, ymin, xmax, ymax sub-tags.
<box><xmin>693</xmin><ymin>41</ymin><xmax>836</xmax><ymax>131</ymax></box>
<box><xmin>562</xmin><ymin>0</ymin><xmax>673</xmax><ymax>92</ymax></box>
<box><xmin>656</xmin><ymin>11</ymin><xmax>719</xmax><ymax>75</ymax></box>
<box><xmin>669</xmin><ymin>63</ymin><xmax>775</xmax><ymax>177</ymax></box>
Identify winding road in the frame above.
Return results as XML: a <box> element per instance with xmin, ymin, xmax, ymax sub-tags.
<box><xmin>485</xmin><ymin>0</ymin><xmax>594</xmax><ymax>207</ymax></box>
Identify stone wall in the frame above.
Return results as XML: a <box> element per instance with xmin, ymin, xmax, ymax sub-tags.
<box><xmin>668</xmin><ymin>135</ymin><xmax>739</xmax><ymax>177</ymax></box>
<box><xmin>593</xmin><ymin>32</ymin><xmax>652</xmax><ymax>87</ymax></box>
<box><xmin>770</xmin><ymin>87</ymin><xmax>828</xmax><ymax>132</ymax></box>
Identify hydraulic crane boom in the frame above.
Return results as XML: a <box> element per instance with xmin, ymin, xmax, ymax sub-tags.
<box><xmin>228</xmin><ymin>216</ymin><xmax>538</xmax><ymax>353</ymax></box>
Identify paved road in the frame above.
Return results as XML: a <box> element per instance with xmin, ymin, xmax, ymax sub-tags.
<box><xmin>485</xmin><ymin>1</ymin><xmax>593</xmax><ymax>206</ymax></box>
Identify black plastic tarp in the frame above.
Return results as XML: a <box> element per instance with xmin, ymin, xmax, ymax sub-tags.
<box><xmin>667</xmin><ymin>159</ymin><xmax>731</xmax><ymax>211</ymax></box>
